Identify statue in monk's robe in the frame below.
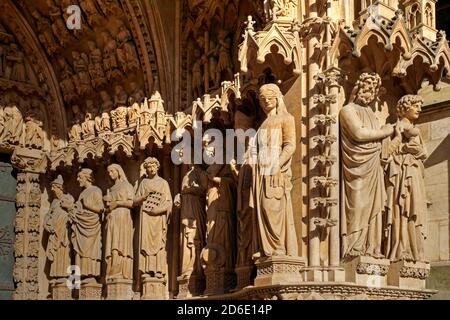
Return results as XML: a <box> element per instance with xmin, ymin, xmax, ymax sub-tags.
<box><xmin>71</xmin><ymin>169</ymin><xmax>104</xmax><ymax>280</ymax></box>
<box><xmin>340</xmin><ymin>72</ymin><xmax>394</xmax><ymax>259</ymax></box>
<box><xmin>134</xmin><ymin>157</ymin><xmax>172</xmax><ymax>280</ymax></box>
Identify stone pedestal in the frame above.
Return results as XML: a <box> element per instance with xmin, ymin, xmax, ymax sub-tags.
<box><xmin>254</xmin><ymin>256</ymin><xmax>306</xmax><ymax>287</ymax></box>
<box><xmin>79</xmin><ymin>281</ymin><xmax>103</xmax><ymax>300</ymax></box>
<box><xmin>235</xmin><ymin>266</ymin><xmax>254</xmax><ymax>290</ymax></box>
<box><xmin>106</xmin><ymin>278</ymin><xmax>133</xmax><ymax>300</ymax></box>
<box><xmin>343</xmin><ymin>256</ymin><xmax>390</xmax><ymax>287</ymax></box>
<box><xmin>51</xmin><ymin>281</ymin><xmax>73</xmax><ymax>300</ymax></box>
<box><xmin>141</xmin><ymin>277</ymin><xmax>166</xmax><ymax>300</ymax></box>
<box><xmin>387</xmin><ymin>260</ymin><xmax>431</xmax><ymax>289</ymax></box>
<box><xmin>203</xmin><ymin>270</ymin><xmax>236</xmax><ymax>296</ymax></box>
<box><xmin>177</xmin><ymin>274</ymin><xmax>205</xmax><ymax>298</ymax></box>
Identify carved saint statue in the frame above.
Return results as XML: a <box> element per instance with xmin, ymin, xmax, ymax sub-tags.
<box><xmin>384</xmin><ymin>95</ymin><xmax>428</xmax><ymax>262</ymax></box>
<box><xmin>31</xmin><ymin>10</ymin><xmax>58</xmax><ymax>56</ymax></box>
<box><xmin>71</xmin><ymin>169</ymin><xmax>104</xmax><ymax>279</ymax></box>
<box><xmin>44</xmin><ymin>175</ymin><xmax>74</xmax><ymax>280</ymax></box>
<box><xmin>191</xmin><ymin>48</ymin><xmax>203</xmax><ymax>99</ymax></box>
<box><xmin>4</xmin><ymin>44</ymin><xmax>27</xmax><ymax>82</ymax></box>
<box><xmin>174</xmin><ymin>163</ymin><xmax>208</xmax><ymax>278</ymax></box>
<box><xmin>102</xmin><ymin>31</ymin><xmax>122</xmax><ymax>80</ymax></box>
<box><xmin>134</xmin><ymin>157</ymin><xmax>172</xmax><ymax>280</ymax></box>
<box><xmin>111</xmin><ymin>85</ymin><xmax>128</xmax><ymax>131</ymax></box>
<box><xmin>24</xmin><ymin>105</ymin><xmax>45</xmax><ymax>150</ymax></box>
<box><xmin>72</xmin><ymin>51</ymin><xmax>92</xmax><ymax>96</ymax></box>
<box><xmin>87</xmin><ymin>40</ymin><xmax>107</xmax><ymax>88</ymax></box>
<box><xmin>3</xmin><ymin>103</ymin><xmax>23</xmax><ymax>145</ymax></box>
<box><xmin>79</xmin><ymin>0</ymin><xmax>103</xmax><ymax>27</ymax></box>
<box><xmin>216</xmin><ymin>30</ymin><xmax>234</xmax><ymax>83</ymax></box>
<box><xmin>340</xmin><ymin>72</ymin><xmax>394</xmax><ymax>259</ymax></box>
<box><xmin>202</xmin><ymin>135</ymin><xmax>237</xmax><ymax>272</ymax></box>
<box><xmin>69</xmin><ymin>105</ymin><xmax>83</xmax><ymax>142</ymax></box>
<box><xmin>97</xmin><ymin>90</ymin><xmax>113</xmax><ymax>133</ymax></box>
<box><xmin>249</xmin><ymin>83</ymin><xmax>298</xmax><ymax>259</ymax></box>
<box><xmin>104</xmin><ymin>164</ymin><xmax>134</xmax><ymax>280</ymax></box>
<box><xmin>116</xmin><ymin>25</ymin><xmax>139</xmax><ymax>73</ymax></box>
<box><xmin>82</xmin><ymin>100</ymin><xmax>97</xmax><ymax>139</ymax></box>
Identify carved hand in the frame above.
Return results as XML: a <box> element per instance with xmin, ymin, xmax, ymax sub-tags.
<box><xmin>174</xmin><ymin>193</ymin><xmax>181</xmax><ymax>208</ymax></box>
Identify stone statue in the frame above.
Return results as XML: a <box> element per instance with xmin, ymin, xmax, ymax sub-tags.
<box><xmin>216</xmin><ymin>30</ymin><xmax>234</xmax><ymax>83</ymax></box>
<box><xmin>97</xmin><ymin>0</ymin><xmax>122</xmax><ymax>17</ymax></box>
<box><xmin>82</xmin><ymin>100</ymin><xmax>97</xmax><ymax>139</ymax></box>
<box><xmin>3</xmin><ymin>103</ymin><xmax>23</xmax><ymax>145</ymax></box>
<box><xmin>102</xmin><ymin>31</ymin><xmax>122</xmax><ymax>81</ymax></box>
<box><xmin>129</xmin><ymin>81</ymin><xmax>145</xmax><ymax>105</ymax></box>
<box><xmin>111</xmin><ymin>85</ymin><xmax>128</xmax><ymax>130</ymax></box>
<box><xmin>31</xmin><ymin>10</ymin><xmax>58</xmax><ymax>56</ymax></box>
<box><xmin>104</xmin><ymin>164</ymin><xmax>134</xmax><ymax>280</ymax></box>
<box><xmin>230</xmin><ymin>155</ymin><xmax>256</xmax><ymax>268</ymax></box>
<box><xmin>174</xmin><ymin>164</ymin><xmax>208</xmax><ymax>278</ymax></box>
<box><xmin>384</xmin><ymin>95</ymin><xmax>428</xmax><ymax>262</ymax></box>
<box><xmin>191</xmin><ymin>48</ymin><xmax>203</xmax><ymax>99</ymax></box>
<box><xmin>71</xmin><ymin>169</ymin><xmax>104</xmax><ymax>280</ymax></box>
<box><xmin>340</xmin><ymin>72</ymin><xmax>394</xmax><ymax>259</ymax></box>
<box><xmin>251</xmin><ymin>83</ymin><xmax>298</xmax><ymax>259</ymax></box>
<box><xmin>69</xmin><ymin>105</ymin><xmax>83</xmax><ymax>142</ymax></box>
<box><xmin>48</xmin><ymin>0</ymin><xmax>71</xmax><ymax>47</ymax></box>
<box><xmin>4</xmin><ymin>44</ymin><xmax>27</xmax><ymax>82</ymax></box>
<box><xmin>134</xmin><ymin>157</ymin><xmax>172</xmax><ymax>280</ymax></box>
<box><xmin>44</xmin><ymin>175</ymin><xmax>74</xmax><ymax>280</ymax></box>
<box><xmin>58</xmin><ymin>58</ymin><xmax>78</xmax><ymax>103</ymax></box>
<box><xmin>72</xmin><ymin>51</ymin><xmax>92</xmax><ymax>96</ymax></box>
<box><xmin>98</xmin><ymin>90</ymin><xmax>113</xmax><ymax>133</ymax></box>
<box><xmin>202</xmin><ymin>135</ymin><xmax>237</xmax><ymax>273</ymax></box>
<box><xmin>116</xmin><ymin>25</ymin><xmax>139</xmax><ymax>73</ymax></box>
<box><xmin>87</xmin><ymin>41</ymin><xmax>107</xmax><ymax>88</ymax></box>
<box><xmin>24</xmin><ymin>105</ymin><xmax>45</xmax><ymax>150</ymax></box>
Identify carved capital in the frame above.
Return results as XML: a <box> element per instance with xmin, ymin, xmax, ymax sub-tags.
<box><xmin>11</xmin><ymin>147</ymin><xmax>47</xmax><ymax>173</ymax></box>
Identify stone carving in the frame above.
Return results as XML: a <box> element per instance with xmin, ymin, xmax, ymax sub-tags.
<box><xmin>340</xmin><ymin>73</ymin><xmax>394</xmax><ymax>260</ymax></box>
<box><xmin>87</xmin><ymin>41</ymin><xmax>107</xmax><ymax>88</ymax></box>
<box><xmin>102</xmin><ymin>31</ymin><xmax>123</xmax><ymax>81</ymax></box>
<box><xmin>191</xmin><ymin>48</ymin><xmax>204</xmax><ymax>99</ymax></box>
<box><xmin>175</xmin><ymin>164</ymin><xmax>207</xmax><ymax>279</ymax></box>
<box><xmin>44</xmin><ymin>175</ymin><xmax>73</xmax><ymax>280</ymax></box>
<box><xmin>72</xmin><ymin>51</ymin><xmax>92</xmax><ymax>96</ymax></box>
<box><xmin>134</xmin><ymin>157</ymin><xmax>172</xmax><ymax>281</ymax></box>
<box><xmin>58</xmin><ymin>58</ymin><xmax>78</xmax><ymax>104</ymax></box>
<box><xmin>69</xmin><ymin>105</ymin><xmax>83</xmax><ymax>142</ymax></box>
<box><xmin>24</xmin><ymin>105</ymin><xmax>45</xmax><ymax>150</ymax></box>
<box><xmin>97</xmin><ymin>90</ymin><xmax>113</xmax><ymax>133</ymax></box>
<box><xmin>384</xmin><ymin>95</ymin><xmax>428</xmax><ymax>262</ymax></box>
<box><xmin>80</xmin><ymin>0</ymin><xmax>103</xmax><ymax>27</ymax></box>
<box><xmin>82</xmin><ymin>101</ymin><xmax>97</xmax><ymax>139</ymax></box>
<box><xmin>216</xmin><ymin>30</ymin><xmax>234</xmax><ymax>84</ymax></box>
<box><xmin>96</xmin><ymin>0</ymin><xmax>122</xmax><ymax>17</ymax></box>
<box><xmin>4</xmin><ymin>43</ymin><xmax>27</xmax><ymax>82</ymax></box>
<box><xmin>71</xmin><ymin>169</ymin><xmax>104</xmax><ymax>280</ymax></box>
<box><xmin>116</xmin><ymin>25</ymin><xmax>139</xmax><ymax>73</ymax></box>
<box><xmin>111</xmin><ymin>85</ymin><xmax>129</xmax><ymax>131</ymax></box>
<box><xmin>2</xmin><ymin>102</ymin><xmax>23</xmax><ymax>145</ymax></box>
<box><xmin>31</xmin><ymin>10</ymin><xmax>59</xmax><ymax>56</ymax></box>
<box><xmin>104</xmin><ymin>164</ymin><xmax>134</xmax><ymax>280</ymax></box>
<box><xmin>48</xmin><ymin>0</ymin><xmax>71</xmax><ymax>47</ymax></box>
<box><xmin>0</xmin><ymin>226</ymin><xmax>13</xmax><ymax>257</ymax></box>
<box><xmin>251</xmin><ymin>84</ymin><xmax>298</xmax><ymax>259</ymax></box>
<box><xmin>129</xmin><ymin>81</ymin><xmax>145</xmax><ymax>105</ymax></box>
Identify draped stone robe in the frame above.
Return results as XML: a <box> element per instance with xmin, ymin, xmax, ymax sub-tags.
<box><xmin>45</xmin><ymin>197</ymin><xmax>73</xmax><ymax>279</ymax></box>
<box><xmin>384</xmin><ymin>128</ymin><xmax>428</xmax><ymax>262</ymax></box>
<box><xmin>136</xmin><ymin>176</ymin><xmax>172</xmax><ymax>277</ymax></box>
<box><xmin>105</xmin><ymin>180</ymin><xmax>134</xmax><ymax>279</ymax></box>
<box><xmin>250</xmin><ymin>110</ymin><xmax>298</xmax><ymax>258</ymax></box>
<box><xmin>341</xmin><ymin>103</ymin><xmax>386</xmax><ymax>258</ymax></box>
<box><xmin>71</xmin><ymin>186</ymin><xmax>104</xmax><ymax>278</ymax></box>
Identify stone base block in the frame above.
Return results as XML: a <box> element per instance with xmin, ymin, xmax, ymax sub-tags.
<box><xmin>254</xmin><ymin>256</ymin><xmax>306</xmax><ymax>287</ymax></box>
<box><xmin>51</xmin><ymin>281</ymin><xmax>73</xmax><ymax>300</ymax></box>
<box><xmin>106</xmin><ymin>278</ymin><xmax>133</xmax><ymax>300</ymax></box>
<box><xmin>343</xmin><ymin>256</ymin><xmax>390</xmax><ymax>287</ymax></box>
<box><xmin>235</xmin><ymin>266</ymin><xmax>254</xmax><ymax>290</ymax></box>
<box><xmin>327</xmin><ymin>268</ymin><xmax>345</xmax><ymax>282</ymax></box>
<box><xmin>177</xmin><ymin>274</ymin><xmax>205</xmax><ymax>298</ymax></box>
<box><xmin>142</xmin><ymin>277</ymin><xmax>166</xmax><ymax>300</ymax></box>
<box><xmin>79</xmin><ymin>281</ymin><xmax>103</xmax><ymax>300</ymax></box>
<box><xmin>204</xmin><ymin>270</ymin><xmax>236</xmax><ymax>296</ymax></box>
<box><xmin>387</xmin><ymin>260</ymin><xmax>430</xmax><ymax>290</ymax></box>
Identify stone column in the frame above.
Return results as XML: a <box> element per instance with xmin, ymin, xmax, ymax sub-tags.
<box><xmin>11</xmin><ymin>148</ymin><xmax>47</xmax><ymax>300</ymax></box>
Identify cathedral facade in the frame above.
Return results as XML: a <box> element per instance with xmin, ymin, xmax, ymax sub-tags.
<box><xmin>0</xmin><ymin>0</ymin><xmax>449</xmax><ymax>300</ymax></box>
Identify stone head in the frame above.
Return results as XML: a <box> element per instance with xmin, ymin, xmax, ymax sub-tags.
<box><xmin>396</xmin><ymin>94</ymin><xmax>423</xmax><ymax>121</ymax></box>
<box><xmin>354</xmin><ymin>72</ymin><xmax>382</xmax><ymax>106</ymax></box>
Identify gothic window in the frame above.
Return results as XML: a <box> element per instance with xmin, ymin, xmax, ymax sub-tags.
<box><xmin>409</xmin><ymin>3</ymin><xmax>422</xmax><ymax>29</ymax></box>
<box><xmin>425</xmin><ymin>3</ymin><xmax>433</xmax><ymax>27</ymax></box>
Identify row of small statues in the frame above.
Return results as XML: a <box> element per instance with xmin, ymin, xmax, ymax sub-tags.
<box><xmin>45</xmin><ymin>157</ymin><xmax>172</xmax><ymax>286</ymax></box>
<box><xmin>340</xmin><ymin>72</ymin><xmax>428</xmax><ymax>263</ymax></box>
<box><xmin>68</xmin><ymin>86</ymin><xmax>164</xmax><ymax>142</ymax></box>
<box><xmin>58</xmin><ymin>25</ymin><xmax>140</xmax><ymax>102</ymax></box>
<box><xmin>0</xmin><ymin>96</ymin><xmax>45</xmax><ymax>149</ymax></box>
